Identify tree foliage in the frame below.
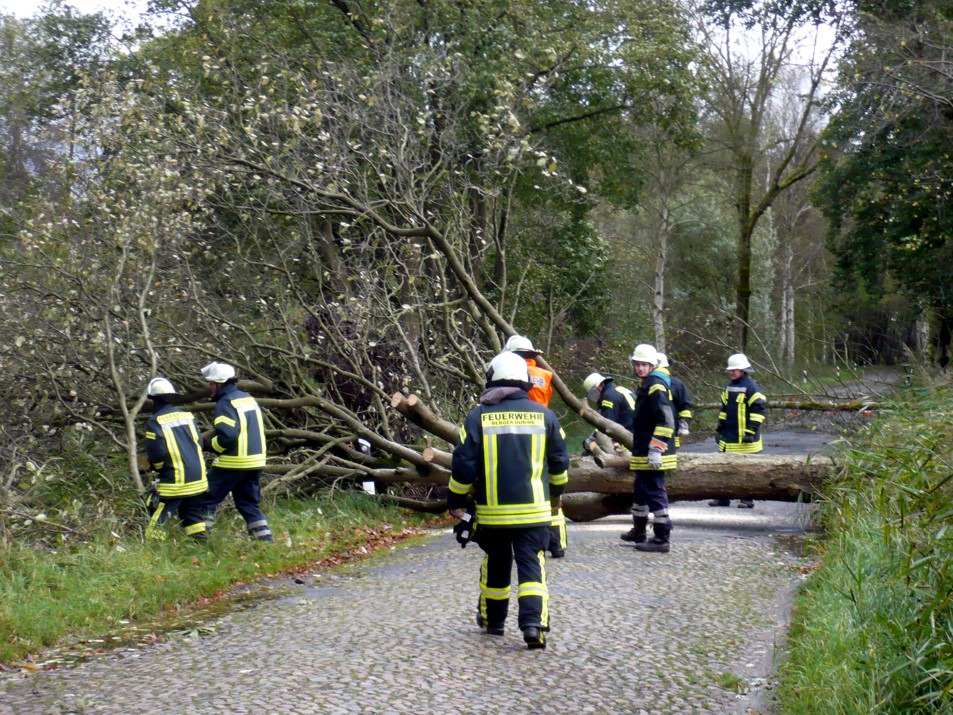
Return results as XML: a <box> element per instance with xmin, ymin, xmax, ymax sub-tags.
<box><xmin>816</xmin><ymin>0</ymin><xmax>953</xmax><ymax>364</ymax></box>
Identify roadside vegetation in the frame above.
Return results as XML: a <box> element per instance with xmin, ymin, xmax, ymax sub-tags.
<box><xmin>0</xmin><ymin>488</ymin><xmax>439</xmax><ymax>667</ymax></box>
<box><xmin>776</xmin><ymin>374</ymin><xmax>953</xmax><ymax>714</ymax></box>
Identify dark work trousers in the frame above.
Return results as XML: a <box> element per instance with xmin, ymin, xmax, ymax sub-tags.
<box><xmin>631</xmin><ymin>469</ymin><xmax>672</xmax><ymax>532</ymax></box>
<box><xmin>476</xmin><ymin>526</ymin><xmax>550</xmax><ymax>631</ymax></box>
<box><xmin>146</xmin><ymin>496</ymin><xmax>207</xmax><ymax>541</ymax></box>
<box><xmin>194</xmin><ymin>466</ymin><xmax>270</xmax><ymax>537</ymax></box>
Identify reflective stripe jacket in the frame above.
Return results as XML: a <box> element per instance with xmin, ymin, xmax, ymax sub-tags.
<box><xmin>205</xmin><ymin>382</ymin><xmax>268</xmax><ymax>469</ymax></box>
<box><xmin>658</xmin><ymin>368</ymin><xmax>693</xmax><ymax>447</ymax></box>
<box><xmin>629</xmin><ymin>371</ymin><xmax>677</xmax><ymax>471</ymax></box>
<box><xmin>525</xmin><ymin>358</ymin><xmax>554</xmax><ymax>407</ymax></box>
<box><xmin>717</xmin><ymin>373</ymin><xmax>766</xmax><ymax>453</ymax></box>
<box><xmin>448</xmin><ymin>388</ymin><xmax>569</xmax><ymax>528</ymax></box>
<box><xmin>145</xmin><ymin>404</ymin><xmax>208</xmax><ymax>498</ymax></box>
<box><xmin>597</xmin><ymin>380</ymin><xmax>635</xmax><ymax>431</ymax></box>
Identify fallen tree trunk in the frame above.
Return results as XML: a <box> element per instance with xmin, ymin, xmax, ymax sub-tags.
<box><xmin>354</xmin><ymin>451</ymin><xmax>834</xmax><ymax>521</ymax></box>
<box><xmin>559</xmin><ymin>452</ymin><xmax>832</xmax><ymax>521</ymax></box>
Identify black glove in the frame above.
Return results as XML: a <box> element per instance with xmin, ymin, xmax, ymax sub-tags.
<box><xmin>453</xmin><ymin>508</ymin><xmax>476</xmax><ymax>548</ymax></box>
<box><xmin>582</xmin><ymin>435</ymin><xmax>596</xmax><ymax>454</ymax></box>
<box><xmin>742</xmin><ymin>431</ymin><xmax>757</xmax><ymax>443</ymax></box>
<box><xmin>142</xmin><ymin>483</ymin><xmax>161</xmax><ymax>515</ymax></box>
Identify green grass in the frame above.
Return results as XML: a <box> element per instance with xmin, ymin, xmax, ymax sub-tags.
<box><xmin>0</xmin><ymin>491</ymin><xmax>439</xmax><ymax>665</ymax></box>
<box><xmin>716</xmin><ymin>671</ymin><xmax>746</xmax><ymax>693</ymax></box>
<box><xmin>775</xmin><ymin>376</ymin><xmax>953</xmax><ymax>714</ymax></box>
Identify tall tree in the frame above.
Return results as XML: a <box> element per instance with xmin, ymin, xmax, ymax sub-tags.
<box><xmin>816</xmin><ymin>0</ymin><xmax>953</xmax><ymax>365</ymax></box>
<box><xmin>696</xmin><ymin>0</ymin><xmax>844</xmax><ymax>351</ymax></box>
<box><xmin>1</xmin><ymin>0</ymin><xmax>701</xmax><ymax>493</ymax></box>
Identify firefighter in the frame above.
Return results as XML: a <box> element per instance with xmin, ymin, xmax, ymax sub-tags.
<box><xmin>142</xmin><ymin>377</ymin><xmax>209</xmax><ymax>541</ymax></box>
<box><xmin>626</xmin><ymin>344</ymin><xmax>677</xmax><ymax>553</ymax></box>
<box><xmin>581</xmin><ymin>372</ymin><xmax>635</xmax><ymax>454</ymax></box>
<box><xmin>709</xmin><ymin>353</ymin><xmax>766</xmax><ymax>509</ymax></box>
<box><xmin>656</xmin><ymin>353</ymin><xmax>693</xmax><ymax>448</ymax></box>
<box><xmin>448</xmin><ymin>352</ymin><xmax>569</xmax><ymax>649</ymax></box>
<box><xmin>193</xmin><ymin>361</ymin><xmax>273</xmax><ymax>541</ymax></box>
<box><xmin>504</xmin><ymin>334</ymin><xmax>565</xmax><ymax>559</ymax></box>
<box><xmin>504</xmin><ymin>334</ymin><xmax>553</xmax><ymax>406</ymax></box>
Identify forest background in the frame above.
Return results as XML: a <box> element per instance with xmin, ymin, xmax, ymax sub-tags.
<box><xmin>0</xmin><ymin>0</ymin><xmax>950</xmax><ymax>534</ymax></box>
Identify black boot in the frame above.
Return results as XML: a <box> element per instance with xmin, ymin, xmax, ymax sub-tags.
<box><xmin>621</xmin><ymin>515</ymin><xmax>648</xmax><ymax>543</ymax></box>
<box><xmin>476</xmin><ymin>613</ymin><xmax>504</xmax><ymax>636</ymax></box>
<box><xmin>523</xmin><ymin>626</ymin><xmax>546</xmax><ymax>650</ymax></box>
<box><xmin>635</xmin><ymin>523</ymin><xmax>670</xmax><ymax>553</ymax></box>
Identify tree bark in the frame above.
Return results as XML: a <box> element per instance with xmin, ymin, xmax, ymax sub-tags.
<box><xmin>353</xmin><ymin>451</ymin><xmax>833</xmax><ymax>521</ymax></box>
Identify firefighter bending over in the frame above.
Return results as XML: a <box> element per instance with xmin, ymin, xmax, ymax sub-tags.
<box><xmin>142</xmin><ymin>377</ymin><xmax>209</xmax><ymax>541</ymax></box>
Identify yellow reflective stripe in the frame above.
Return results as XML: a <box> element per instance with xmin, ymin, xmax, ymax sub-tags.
<box><xmin>159</xmin><ymin>480</ymin><xmax>208</xmax><ymax>497</ymax></box>
<box><xmin>145</xmin><ymin>503</ymin><xmax>167</xmax><ymax>541</ymax></box>
<box><xmin>750</xmin><ymin>414</ymin><xmax>765</xmax><ymax>423</ymax></box>
<box><xmin>559</xmin><ymin>427</ymin><xmax>566</xmax><ymax>439</ymax></box>
<box><xmin>459</xmin><ymin>425</ymin><xmax>467</xmax><ymax>444</ymax></box>
<box><xmin>214</xmin><ymin>415</ymin><xmax>236</xmax><ymax>427</ymax></box>
<box><xmin>184</xmin><ymin>522</ymin><xmax>207</xmax><ymax>536</ymax></box>
<box><xmin>748</xmin><ymin>392</ymin><xmax>765</xmax><ymax>405</ymax></box>
<box><xmin>718</xmin><ymin>411</ymin><xmax>727</xmax><ymax>421</ymax></box>
<box><xmin>648</xmin><ymin>384</ymin><xmax>666</xmax><ymax>396</ymax></box>
<box><xmin>721</xmin><ymin>440</ymin><xmax>762</xmax><ymax>454</ymax></box>
<box><xmin>630</xmin><ymin>454</ymin><xmax>678</xmax><ymax>470</ymax></box>
<box><xmin>476</xmin><ymin>505</ymin><xmax>552</xmax><ymax>526</ymax></box>
<box><xmin>214</xmin><ymin>454</ymin><xmax>266</xmax><ymax>469</ymax></box>
<box><xmin>145</xmin><ymin>431</ymin><xmax>157</xmax><ymax>440</ymax></box>
<box><xmin>518</xmin><ymin>581</ymin><xmax>548</xmax><ymax>599</ymax></box>
<box><xmin>600</xmin><ymin>399</ymin><xmax>612</xmax><ymax>409</ymax></box>
<box><xmin>484</xmin><ymin>434</ymin><xmax>498</xmax><ymax>505</ymax></box>
<box><xmin>165</xmin><ymin>423</ymin><xmax>186</xmax><ymax>486</ymax></box>
<box><xmin>678</xmin><ymin>409</ymin><xmax>692</xmax><ymax>418</ymax></box>
<box><xmin>153</xmin><ymin>460</ymin><xmax>165</xmax><ymax>469</ymax></box>
<box><xmin>448</xmin><ymin>477</ymin><xmax>470</xmax><ymax>495</ymax></box>
<box><xmin>481</xmin><ymin>584</ymin><xmax>510</xmax><ymax>600</ymax></box>
<box><xmin>530</xmin><ymin>433</ymin><xmax>544</xmax><ymax>504</ymax></box>
<box><xmin>655</xmin><ymin>426</ymin><xmax>674</xmax><ymax>438</ymax></box>
<box><xmin>618</xmin><ymin>387</ymin><xmax>635</xmax><ymax>409</ymax></box>
<box><xmin>550</xmin><ymin>509</ymin><xmax>566</xmax><ymax>526</ymax></box>
<box><xmin>549</xmin><ymin>470</ymin><xmax>568</xmax><ymax>486</ymax></box>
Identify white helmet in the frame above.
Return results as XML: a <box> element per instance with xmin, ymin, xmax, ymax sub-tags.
<box><xmin>147</xmin><ymin>377</ymin><xmax>176</xmax><ymax>397</ymax></box>
<box><xmin>726</xmin><ymin>353</ymin><xmax>752</xmax><ymax>371</ymax></box>
<box><xmin>656</xmin><ymin>353</ymin><xmax>670</xmax><ymax>368</ymax></box>
<box><xmin>582</xmin><ymin>372</ymin><xmax>606</xmax><ymax>400</ymax></box>
<box><xmin>485</xmin><ymin>351</ymin><xmax>530</xmax><ymax>384</ymax></box>
<box><xmin>504</xmin><ymin>334</ymin><xmax>539</xmax><ymax>355</ymax></box>
<box><xmin>629</xmin><ymin>344</ymin><xmax>658</xmax><ymax>365</ymax></box>
<box><xmin>201</xmin><ymin>361</ymin><xmax>236</xmax><ymax>383</ymax></box>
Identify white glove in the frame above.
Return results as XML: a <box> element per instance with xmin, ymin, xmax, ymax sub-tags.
<box><xmin>678</xmin><ymin>419</ymin><xmax>690</xmax><ymax>436</ymax></box>
<box><xmin>647</xmin><ymin>447</ymin><xmax>663</xmax><ymax>469</ymax></box>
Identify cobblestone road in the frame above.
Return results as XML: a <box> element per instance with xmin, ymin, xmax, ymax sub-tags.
<box><xmin>0</xmin><ymin>501</ymin><xmax>814</xmax><ymax>715</ymax></box>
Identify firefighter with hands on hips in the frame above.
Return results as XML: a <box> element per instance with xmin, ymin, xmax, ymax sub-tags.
<box><xmin>504</xmin><ymin>333</ymin><xmax>566</xmax><ymax>559</ymax></box>
<box><xmin>581</xmin><ymin>371</ymin><xmax>635</xmax><ymax>455</ymax></box>
<box><xmin>655</xmin><ymin>353</ymin><xmax>693</xmax><ymax>448</ymax></box>
<box><xmin>709</xmin><ymin>353</ymin><xmax>766</xmax><ymax>509</ymax></box>
<box><xmin>142</xmin><ymin>377</ymin><xmax>209</xmax><ymax>541</ymax></box>
<box><xmin>193</xmin><ymin>361</ymin><xmax>273</xmax><ymax>542</ymax></box>
<box><xmin>448</xmin><ymin>351</ymin><xmax>569</xmax><ymax>650</ymax></box>
<box><xmin>622</xmin><ymin>344</ymin><xmax>677</xmax><ymax>553</ymax></box>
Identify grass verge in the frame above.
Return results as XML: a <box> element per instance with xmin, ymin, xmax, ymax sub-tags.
<box><xmin>774</xmin><ymin>377</ymin><xmax>953</xmax><ymax>714</ymax></box>
<box><xmin>0</xmin><ymin>490</ymin><xmax>443</xmax><ymax>668</ymax></box>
